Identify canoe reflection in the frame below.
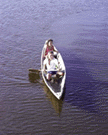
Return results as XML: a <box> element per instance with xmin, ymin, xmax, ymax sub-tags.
<box><xmin>42</xmin><ymin>84</ymin><xmax>64</xmax><ymax>115</ymax></box>
<box><xmin>28</xmin><ymin>72</ymin><xmax>64</xmax><ymax>115</ymax></box>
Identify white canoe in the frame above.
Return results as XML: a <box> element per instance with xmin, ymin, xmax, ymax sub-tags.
<box><xmin>41</xmin><ymin>44</ymin><xmax>66</xmax><ymax>100</ymax></box>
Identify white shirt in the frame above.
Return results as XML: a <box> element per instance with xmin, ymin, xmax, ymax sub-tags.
<box><xmin>44</xmin><ymin>58</ymin><xmax>58</xmax><ymax>71</ymax></box>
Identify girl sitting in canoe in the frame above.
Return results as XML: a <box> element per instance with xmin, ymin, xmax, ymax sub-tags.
<box><xmin>43</xmin><ymin>39</ymin><xmax>58</xmax><ymax>59</ymax></box>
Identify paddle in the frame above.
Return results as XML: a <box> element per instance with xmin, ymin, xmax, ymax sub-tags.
<box><xmin>28</xmin><ymin>68</ymin><xmax>41</xmax><ymax>83</ymax></box>
<box><xmin>28</xmin><ymin>68</ymin><xmax>41</xmax><ymax>73</ymax></box>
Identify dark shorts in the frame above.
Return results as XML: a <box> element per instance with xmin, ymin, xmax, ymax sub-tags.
<box><xmin>47</xmin><ymin>71</ymin><xmax>57</xmax><ymax>75</ymax></box>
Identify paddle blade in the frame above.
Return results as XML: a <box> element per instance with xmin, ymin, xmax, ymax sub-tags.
<box><xmin>28</xmin><ymin>68</ymin><xmax>41</xmax><ymax>83</ymax></box>
<box><xmin>28</xmin><ymin>68</ymin><xmax>40</xmax><ymax>73</ymax></box>
<box><xmin>28</xmin><ymin>72</ymin><xmax>40</xmax><ymax>83</ymax></box>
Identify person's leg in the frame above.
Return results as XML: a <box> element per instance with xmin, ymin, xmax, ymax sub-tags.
<box><xmin>46</xmin><ymin>73</ymin><xmax>52</xmax><ymax>81</ymax></box>
<box><xmin>56</xmin><ymin>71</ymin><xmax>64</xmax><ymax>77</ymax></box>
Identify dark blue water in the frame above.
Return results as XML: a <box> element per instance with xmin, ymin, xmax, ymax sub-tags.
<box><xmin>0</xmin><ymin>0</ymin><xmax>108</xmax><ymax>134</ymax></box>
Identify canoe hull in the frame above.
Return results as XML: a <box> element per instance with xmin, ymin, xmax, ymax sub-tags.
<box><xmin>41</xmin><ymin>44</ymin><xmax>66</xmax><ymax>100</ymax></box>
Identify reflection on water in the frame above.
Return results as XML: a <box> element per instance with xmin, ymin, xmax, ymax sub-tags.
<box><xmin>28</xmin><ymin>72</ymin><xmax>64</xmax><ymax>115</ymax></box>
<box><xmin>42</xmin><ymin>85</ymin><xmax>64</xmax><ymax>116</ymax></box>
<box><xmin>66</xmin><ymin>82</ymin><xmax>98</xmax><ymax>113</ymax></box>
<box><xmin>65</xmin><ymin>55</ymin><xmax>108</xmax><ymax>117</ymax></box>
<box><xmin>28</xmin><ymin>71</ymin><xmax>40</xmax><ymax>83</ymax></box>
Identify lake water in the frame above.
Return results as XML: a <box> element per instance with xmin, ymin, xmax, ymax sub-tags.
<box><xmin>0</xmin><ymin>0</ymin><xmax>108</xmax><ymax>134</ymax></box>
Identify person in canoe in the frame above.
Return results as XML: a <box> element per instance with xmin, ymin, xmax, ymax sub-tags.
<box><xmin>43</xmin><ymin>51</ymin><xmax>63</xmax><ymax>81</ymax></box>
<box><xmin>43</xmin><ymin>39</ymin><xmax>58</xmax><ymax>59</ymax></box>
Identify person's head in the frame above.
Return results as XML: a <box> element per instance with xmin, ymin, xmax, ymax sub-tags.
<box><xmin>48</xmin><ymin>51</ymin><xmax>54</xmax><ymax>60</ymax></box>
<box><xmin>47</xmin><ymin>39</ymin><xmax>53</xmax><ymax>47</ymax></box>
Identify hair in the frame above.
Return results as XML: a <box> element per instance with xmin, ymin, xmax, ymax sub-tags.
<box><xmin>47</xmin><ymin>39</ymin><xmax>53</xmax><ymax>43</ymax></box>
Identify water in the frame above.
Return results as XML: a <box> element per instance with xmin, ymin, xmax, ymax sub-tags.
<box><xmin>0</xmin><ymin>0</ymin><xmax>108</xmax><ymax>134</ymax></box>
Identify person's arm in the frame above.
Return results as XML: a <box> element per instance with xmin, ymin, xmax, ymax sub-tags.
<box><xmin>43</xmin><ymin>59</ymin><xmax>47</xmax><ymax>71</ymax></box>
<box><xmin>43</xmin><ymin>44</ymin><xmax>47</xmax><ymax>58</ymax></box>
<box><xmin>54</xmin><ymin>59</ymin><xmax>60</xmax><ymax>71</ymax></box>
<box><xmin>53</xmin><ymin>46</ymin><xmax>58</xmax><ymax>53</ymax></box>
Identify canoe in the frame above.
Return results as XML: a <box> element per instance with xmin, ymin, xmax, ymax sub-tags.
<box><xmin>41</xmin><ymin>44</ymin><xmax>66</xmax><ymax>100</ymax></box>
